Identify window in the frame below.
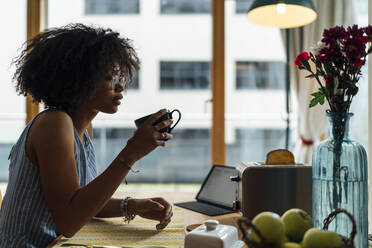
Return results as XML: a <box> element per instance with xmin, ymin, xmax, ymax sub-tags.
<box><xmin>93</xmin><ymin>128</ymin><xmax>211</xmax><ymax>183</ymax></box>
<box><xmin>160</xmin><ymin>0</ymin><xmax>210</xmax><ymax>14</ymax></box>
<box><xmin>227</xmin><ymin>129</ymin><xmax>286</xmax><ymax>164</ymax></box>
<box><xmin>236</xmin><ymin>61</ymin><xmax>285</xmax><ymax>90</ymax></box>
<box><xmin>160</xmin><ymin>61</ymin><xmax>210</xmax><ymax>89</ymax></box>
<box><xmin>235</xmin><ymin>0</ymin><xmax>254</xmax><ymax>14</ymax></box>
<box><xmin>85</xmin><ymin>0</ymin><xmax>139</xmax><ymax>15</ymax></box>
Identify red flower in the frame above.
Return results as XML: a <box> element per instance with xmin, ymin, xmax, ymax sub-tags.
<box><xmin>357</xmin><ymin>35</ymin><xmax>369</xmax><ymax>43</ymax></box>
<box><xmin>317</xmin><ymin>54</ymin><xmax>326</xmax><ymax>61</ymax></box>
<box><xmin>294</xmin><ymin>52</ymin><xmax>311</xmax><ymax>66</ymax></box>
<box><xmin>354</xmin><ymin>59</ymin><xmax>364</xmax><ymax>67</ymax></box>
<box><xmin>322</xmin><ymin>26</ymin><xmax>347</xmax><ymax>45</ymax></box>
<box><xmin>296</xmin><ymin>24</ymin><xmax>372</xmax><ymax>112</ymax></box>
<box><xmin>347</xmin><ymin>24</ymin><xmax>364</xmax><ymax>37</ymax></box>
<box><xmin>343</xmin><ymin>37</ymin><xmax>366</xmax><ymax>60</ymax></box>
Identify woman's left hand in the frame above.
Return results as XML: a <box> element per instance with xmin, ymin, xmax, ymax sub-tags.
<box><xmin>128</xmin><ymin>197</ymin><xmax>173</xmax><ymax>230</ymax></box>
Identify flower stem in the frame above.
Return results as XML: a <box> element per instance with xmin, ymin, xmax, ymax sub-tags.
<box><xmin>312</xmin><ymin>72</ymin><xmax>334</xmax><ymax>111</ymax></box>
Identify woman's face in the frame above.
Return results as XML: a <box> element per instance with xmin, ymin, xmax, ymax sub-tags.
<box><xmin>86</xmin><ymin>69</ymin><xmax>126</xmax><ymax>114</ymax></box>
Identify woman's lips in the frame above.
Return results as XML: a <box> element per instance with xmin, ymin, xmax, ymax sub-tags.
<box><xmin>113</xmin><ymin>95</ymin><xmax>123</xmax><ymax>106</ymax></box>
<box><xmin>113</xmin><ymin>99</ymin><xmax>121</xmax><ymax>106</ymax></box>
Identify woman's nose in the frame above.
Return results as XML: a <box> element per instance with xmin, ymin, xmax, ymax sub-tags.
<box><xmin>114</xmin><ymin>82</ymin><xmax>125</xmax><ymax>92</ymax></box>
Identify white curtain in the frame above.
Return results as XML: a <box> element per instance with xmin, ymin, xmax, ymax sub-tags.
<box><xmin>284</xmin><ymin>0</ymin><xmax>355</xmax><ymax>164</ymax></box>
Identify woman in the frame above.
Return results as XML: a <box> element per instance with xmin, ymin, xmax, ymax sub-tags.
<box><xmin>0</xmin><ymin>23</ymin><xmax>174</xmax><ymax>247</ymax></box>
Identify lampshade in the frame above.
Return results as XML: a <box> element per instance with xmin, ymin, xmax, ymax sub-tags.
<box><xmin>247</xmin><ymin>0</ymin><xmax>317</xmax><ymax>28</ymax></box>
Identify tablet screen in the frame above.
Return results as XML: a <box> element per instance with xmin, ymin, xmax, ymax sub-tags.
<box><xmin>197</xmin><ymin>165</ymin><xmax>238</xmax><ymax>208</ymax></box>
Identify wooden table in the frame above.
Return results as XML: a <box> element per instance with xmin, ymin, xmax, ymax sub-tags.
<box><xmin>49</xmin><ymin>191</ymin><xmax>245</xmax><ymax>247</ymax></box>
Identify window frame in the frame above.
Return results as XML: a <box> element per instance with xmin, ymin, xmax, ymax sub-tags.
<box><xmin>211</xmin><ymin>0</ymin><xmax>225</xmax><ymax>165</ymax></box>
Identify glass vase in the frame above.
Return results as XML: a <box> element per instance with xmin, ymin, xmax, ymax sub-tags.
<box><xmin>312</xmin><ymin>112</ymin><xmax>368</xmax><ymax>248</ymax></box>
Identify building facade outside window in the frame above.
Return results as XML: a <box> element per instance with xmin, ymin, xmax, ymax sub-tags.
<box><xmin>227</xmin><ymin>129</ymin><xmax>286</xmax><ymax>164</ymax></box>
<box><xmin>85</xmin><ymin>0</ymin><xmax>139</xmax><ymax>15</ymax></box>
<box><xmin>160</xmin><ymin>61</ymin><xmax>210</xmax><ymax>89</ymax></box>
<box><xmin>93</xmin><ymin>127</ymin><xmax>211</xmax><ymax>183</ymax></box>
<box><xmin>236</xmin><ymin>61</ymin><xmax>285</xmax><ymax>90</ymax></box>
<box><xmin>93</xmin><ymin>126</ymin><xmax>284</xmax><ymax>182</ymax></box>
<box><xmin>235</xmin><ymin>0</ymin><xmax>254</xmax><ymax>14</ymax></box>
<box><xmin>160</xmin><ymin>0</ymin><xmax>210</xmax><ymax>14</ymax></box>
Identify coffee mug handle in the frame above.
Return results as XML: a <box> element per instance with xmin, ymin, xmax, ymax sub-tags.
<box><xmin>169</xmin><ymin>109</ymin><xmax>181</xmax><ymax>131</ymax></box>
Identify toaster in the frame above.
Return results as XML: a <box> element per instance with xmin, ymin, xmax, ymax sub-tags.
<box><xmin>231</xmin><ymin>163</ymin><xmax>312</xmax><ymax>219</ymax></box>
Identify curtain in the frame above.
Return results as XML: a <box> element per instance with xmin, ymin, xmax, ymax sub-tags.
<box><xmin>284</xmin><ymin>0</ymin><xmax>355</xmax><ymax>164</ymax></box>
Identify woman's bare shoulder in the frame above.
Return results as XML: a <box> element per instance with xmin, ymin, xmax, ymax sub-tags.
<box><xmin>38</xmin><ymin>110</ymin><xmax>72</xmax><ymax>122</ymax></box>
<box><xmin>29</xmin><ymin>110</ymin><xmax>74</xmax><ymax>141</ymax></box>
<box><xmin>27</xmin><ymin>110</ymin><xmax>75</xmax><ymax>166</ymax></box>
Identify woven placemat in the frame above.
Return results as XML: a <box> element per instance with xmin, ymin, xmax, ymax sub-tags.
<box><xmin>53</xmin><ymin>207</ymin><xmax>185</xmax><ymax>247</ymax></box>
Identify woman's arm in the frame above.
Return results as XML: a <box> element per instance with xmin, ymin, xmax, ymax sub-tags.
<box><xmin>95</xmin><ymin>198</ymin><xmax>122</xmax><ymax>218</ymax></box>
<box><xmin>30</xmin><ymin>110</ymin><xmax>172</xmax><ymax>237</ymax></box>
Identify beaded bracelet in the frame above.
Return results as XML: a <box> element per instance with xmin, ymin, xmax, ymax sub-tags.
<box><xmin>119</xmin><ymin>197</ymin><xmax>136</xmax><ymax>223</ymax></box>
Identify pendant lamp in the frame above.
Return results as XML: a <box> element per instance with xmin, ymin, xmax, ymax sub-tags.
<box><xmin>247</xmin><ymin>0</ymin><xmax>317</xmax><ymax>29</ymax></box>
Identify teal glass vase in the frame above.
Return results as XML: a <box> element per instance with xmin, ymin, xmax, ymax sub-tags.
<box><xmin>312</xmin><ymin>112</ymin><xmax>368</xmax><ymax>248</ymax></box>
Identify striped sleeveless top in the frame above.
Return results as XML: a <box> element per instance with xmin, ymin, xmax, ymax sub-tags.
<box><xmin>0</xmin><ymin>110</ymin><xmax>97</xmax><ymax>247</ymax></box>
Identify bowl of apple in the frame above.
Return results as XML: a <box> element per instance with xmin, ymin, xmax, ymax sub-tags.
<box><xmin>237</xmin><ymin>208</ymin><xmax>356</xmax><ymax>248</ymax></box>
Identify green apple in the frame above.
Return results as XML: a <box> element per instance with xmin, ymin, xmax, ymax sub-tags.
<box><xmin>282</xmin><ymin>242</ymin><xmax>302</xmax><ymax>248</ymax></box>
<box><xmin>302</xmin><ymin>228</ymin><xmax>343</xmax><ymax>248</ymax></box>
<box><xmin>281</xmin><ymin>234</ymin><xmax>289</xmax><ymax>243</ymax></box>
<box><xmin>250</xmin><ymin>211</ymin><xmax>285</xmax><ymax>245</ymax></box>
<box><xmin>281</xmin><ymin>208</ymin><xmax>313</xmax><ymax>242</ymax></box>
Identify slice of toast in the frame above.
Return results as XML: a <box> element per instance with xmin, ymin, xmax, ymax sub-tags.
<box><xmin>265</xmin><ymin>149</ymin><xmax>295</xmax><ymax>165</ymax></box>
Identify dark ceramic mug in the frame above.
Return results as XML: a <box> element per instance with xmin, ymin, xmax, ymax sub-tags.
<box><xmin>134</xmin><ymin>109</ymin><xmax>181</xmax><ymax>137</ymax></box>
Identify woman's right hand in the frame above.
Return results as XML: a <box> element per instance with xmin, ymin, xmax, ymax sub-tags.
<box><xmin>118</xmin><ymin>109</ymin><xmax>173</xmax><ymax>165</ymax></box>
